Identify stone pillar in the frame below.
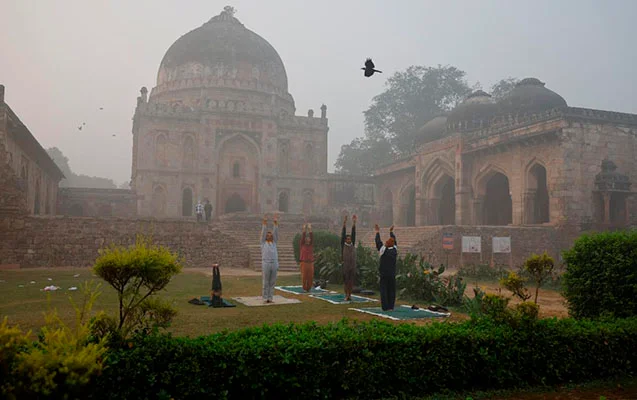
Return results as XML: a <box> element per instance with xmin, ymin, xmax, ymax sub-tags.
<box><xmin>523</xmin><ymin>190</ymin><xmax>536</xmax><ymax>224</ymax></box>
<box><xmin>602</xmin><ymin>192</ymin><xmax>610</xmax><ymax>225</ymax></box>
<box><xmin>472</xmin><ymin>197</ymin><xmax>484</xmax><ymax>225</ymax></box>
<box><xmin>415</xmin><ymin>195</ymin><xmax>422</xmax><ymax>226</ymax></box>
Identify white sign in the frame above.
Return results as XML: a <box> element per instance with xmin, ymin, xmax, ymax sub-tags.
<box><xmin>462</xmin><ymin>236</ymin><xmax>481</xmax><ymax>253</ymax></box>
<box><xmin>492</xmin><ymin>237</ymin><xmax>511</xmax><ymax>253</ymax></box>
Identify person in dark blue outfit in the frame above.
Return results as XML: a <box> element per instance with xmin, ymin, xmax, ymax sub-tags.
<box><xmin>375</xmin><ymin>224</ymin><xmax>397</xmax><ymax>311</ymax></box>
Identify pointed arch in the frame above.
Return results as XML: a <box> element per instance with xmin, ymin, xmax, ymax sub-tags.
<box><xmin>474</xmin><ymin>165</ymin><xmax>512</xmax><ymax>226</ymax></box>
<box><xmin>524</xmin><ymin>158</ymin><xmax>550</xmax><ymax>224</ymax></box>
<box><xmin>278</xmin><ymin>190</ymin><xmax>289</xmax><ymax>213</ymax></box>
<box><xmin>420</xmin><ymin>157</ymin><xmax>455</xmax><ymax>198</ymax></box>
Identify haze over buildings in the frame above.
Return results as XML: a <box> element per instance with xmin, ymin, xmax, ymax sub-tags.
<box><xmin>1</xmin><ymin>0</ymin><xmax>636</xmax><ymax>186</ymax></box>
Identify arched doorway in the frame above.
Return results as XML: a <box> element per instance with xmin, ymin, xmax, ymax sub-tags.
<box><xmin>526</xmin><ymin>164</ymin><xmax>549</xmax><ymax>223</ymax></box>
<box><xmin>217</xmin><ymin>134</ymin><xmax>259</xmax><ymax>215</ymax></box>
<box><xmin>225</xmin><ymin>193</ymin><xmax>247</xmax><ymax>213</ymax></box>
<box><xmin>438</xmin><ymin>176</ymin><xmax>456</xmax><ymax>225</ymax></box>
<box><xmin>151</xmin><ymin>186</ymin><xmax>167</xmax><ymax>216</ymax></box>
<box><xmin>69</xmin><ymin>204</ymin><xmax>84</xmax><ymax>216</ymax></box>
<box><xmin>278</xmin><ymin>191</ymin><xmax>289</xmax><ymax>213</ymax></box>
<box><xmin>182</xmin><ymin>187</ymin><xmax>193</xmax><ymax>216</ymax></box>
<box><xmin>483</xmin><ymin>173</ymin><xmax>512</xmax><ymax>225</ymax></box>
<box><xmin>400</xmin><ymin>185</ymin><xmax>416</xmax><ymax>226</ymax></box>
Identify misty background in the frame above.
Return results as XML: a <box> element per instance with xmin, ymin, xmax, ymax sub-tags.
<box><xmin>1</xmin><ymin>0</ymin><xmax>636</xmax><ymax>187</ymax></box>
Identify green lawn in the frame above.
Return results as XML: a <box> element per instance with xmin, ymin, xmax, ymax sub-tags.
<box><xmin>0</xmin><ymin>268</ymin><xmax>458</xmax><ymax>337</ymax></box>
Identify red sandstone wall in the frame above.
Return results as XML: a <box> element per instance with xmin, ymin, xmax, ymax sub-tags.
<box><xmin>0</xmin><ymin>216</ymin><xmax>249</xmax><ymax>268</ymax></box>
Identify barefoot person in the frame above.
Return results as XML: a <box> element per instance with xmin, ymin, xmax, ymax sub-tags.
<box><xmin>341</xmin><ymin>215</ymin><xmax>357</xmax><ymax>301</ymax></box>
<box><xmin>210</xmin><ymin>263</ymin><xmax>223</xmax><ymax>307</ymax></box>
<box><xmin>299</xmin><ymin>221</ymin><xmax>314</xmax><ymax>292</ymax></box>
<box><xmin>375</xmin><ymin>224</ymin><xmax>397</xmax><ymax>311</ymax></box>
<box><xmin>261</xmin><ymin>214</ymin><xmax>279</xmax><ymax>303</ymax></box>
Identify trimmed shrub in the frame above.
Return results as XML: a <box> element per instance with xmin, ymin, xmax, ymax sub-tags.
<box><xmin>93</xmin><ymin>235</ymin><xmax>182</xmax><ymax>343</ymax></box>
<box><xmin>293</xmin><ymin>230</ymin><xmax>341</xmax><ymax>263</ymax></box>
<box><xmin>90</xmin><ymin>318</ymin><xmax>637</xmax><ymax>399</ymax></box>
<box><xmin>563</xmin><ymin>230</ymin><xmax>637</xmax><ymax>319</ymax></box>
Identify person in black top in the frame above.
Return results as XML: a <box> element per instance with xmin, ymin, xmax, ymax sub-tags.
<box><xmin>204</xmin><ymin>200</ymin><xmax>213</xmax><ymax>222</ymax></box>
<box><xmin>211</xmin><ymin>263</ymin><xmax>223</xmax><ymax>307</ymax></box>
<box><xmin>374</xmin><ymin>224</ymin><xmax>397</xmax><ymax>311</ymax></box>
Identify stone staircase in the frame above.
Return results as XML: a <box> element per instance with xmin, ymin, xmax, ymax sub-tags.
<box><xmin>215</xmin><ymin>213</ymin><xmax>330</xmax><ymax>271</ymax></box>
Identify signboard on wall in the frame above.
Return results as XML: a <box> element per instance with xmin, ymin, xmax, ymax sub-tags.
<box><xmin>462</xmin><ymin>236</ymin><xmax>481</xmax><ymax>253</ymax></box>
<box><xmin>492</xmin><ymin>237</ymin><xmax>511</xmax><ymax>253</ymax></box>
<box><xmin>442</xmin><ymin>233</ymin><xmax>454</xmax><ymax>250</ymax></box>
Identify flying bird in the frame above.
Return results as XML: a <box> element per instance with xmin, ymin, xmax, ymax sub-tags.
<box><xmin>362</xmin><ymin>58</ymin><xmax>382</xmax><ymax>77</ymax></box>
<box><xmin>78</xmin><ymin>125</ymin><xmax>83</xmax><ymax>131</ymax></box>
<box><xmin>99</xmin><ymin>107</ymin><xmax>104</xmax><ymax>110</ymax></box>
<box><xmin>112</xmin><ymin>134</ymin><xmax>116</xmax><ymax>137</ymax></box>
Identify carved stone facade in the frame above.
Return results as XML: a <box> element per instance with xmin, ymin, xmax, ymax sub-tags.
<box><xmin>131</xmin><ymin>8</ymin><xmax>329</xmax><ymax>218</ymax></box>
<box><xmin>375</xmin><ymin>79</ymin><xmax>637</xmax><ymax>231</ymax></box>
<box><xmin>0</xmin><ymin>85</ymin><xmax>64</xmax><ymax>215</ymax></box>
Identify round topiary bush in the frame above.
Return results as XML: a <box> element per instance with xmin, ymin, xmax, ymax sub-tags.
<box><xmin>562</xmin><ymin>230</ymin><xmax>637</xmax><ymax>319</ymax></box>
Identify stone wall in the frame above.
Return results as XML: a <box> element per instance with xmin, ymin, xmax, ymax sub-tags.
<box><xmin>57</xmin><ymin>187</ymin><xmax>138</xmax><ymax>218</ymax></box>
<box><xmin>0</xmin><ymin>215</ymin><xmax>249</xmax><ymax>269</ymax></box>
<box><xmin>411</xmin><ymin>225</ymin><xmax>576</xmax><ymax>269</ymax></box>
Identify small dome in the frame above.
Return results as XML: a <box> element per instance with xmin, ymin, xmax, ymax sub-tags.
<box><xmin>416</xmin><ymin>114</ymin><xmax>448</xmax><ymax>143</ymax></box>
<box><xmin>447</xmin><ymin>90</ymin><xmax>497</xmax><ymax>131</ymax></box>
<box><xmin>497</xmin><ymin>78</ymin><xmax>567</xmax><ymax>115</ymax></box>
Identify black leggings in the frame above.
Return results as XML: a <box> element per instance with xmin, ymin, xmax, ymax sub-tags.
<box><xmin>379</xmin><ymin>274</ymin><xmax>396</xmax><ymax>311</ymax></box>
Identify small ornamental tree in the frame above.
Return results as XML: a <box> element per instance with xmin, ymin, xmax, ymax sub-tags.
<box><xmin>93</xmin><ymin>235</ymin><xmax>182</xmax><ymax>342</ymax></box>
<box><xmin>524</xmin><ymin>252</ymin><xmax>555</xmax><ymax>304</ymax></box>
<box><xmin>499</xmin><ymin>271</ymin><xmax>532</xmax><ymax>301</ymax></box>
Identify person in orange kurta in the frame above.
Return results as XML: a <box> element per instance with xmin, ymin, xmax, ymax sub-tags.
<box><xmin>299</xmin><ymin>223</ymin><xmax>314</xmax><ymax>292</ymax></box>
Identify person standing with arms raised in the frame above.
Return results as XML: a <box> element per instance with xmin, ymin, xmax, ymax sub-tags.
<box><xmin>299</xmin><ymin>220</ymin><xmax>314</xmax><ymax>292</ymax></box>
<box><xmin>261</xmin><ymin>213</ymin><xmax>279</xmax><ymax>303</ymax></box>
<box><xmin>375</xmin><ymin>224</ymin><xmax>397</xmax><ymax>311</ymax></box>
<box><xmin>341</xmin><ymin>214</ymin><xmax>357</xmax><ymax>301</ymax></box>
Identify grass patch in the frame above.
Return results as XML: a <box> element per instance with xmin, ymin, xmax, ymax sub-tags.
<box><xmin>0</xmin><ymin>269</ymin><xmax>467</xmax><ymax>337</ymax></box>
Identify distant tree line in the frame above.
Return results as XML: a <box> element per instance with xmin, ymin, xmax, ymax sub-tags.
<box><xmin>46</xmin><ymin>147</ymin><xmax>121</xmax><ymax>189</ymax></box>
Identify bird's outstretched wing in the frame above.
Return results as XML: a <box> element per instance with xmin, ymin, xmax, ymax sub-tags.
<box><xmin>365</xmin><ymin>58</ymin><xmax>375</xmax><ymax>69</ymax></box>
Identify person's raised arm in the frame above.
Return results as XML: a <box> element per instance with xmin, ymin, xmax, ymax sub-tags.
<box><xmin>341</xmin><ymin>215</ymin><xmax>347</xmax><ymax>250</ymax></box>
<box><xmin>352</xmin><ymin>215</ymin><xmax>357</xmax><ymax>245</ymax></box>
<box><xmin>273</xmin><ymin>213</ymin><xmax>279</xmax><ymax>243</ymax></box>
<box><xmin>261</xmin><ymin>215</ymin><xmax>267</xmax><ymax>244</ymax></box>
<box><xmin>374</xmin><ymin>224</ymin><xmax>382</xmax><ymax>250</ymax></box>
<box><xmin>308</xmin><ymin>223</ymin><xmax>313</xmax><ymax>245</ymax></box>
<box><xmin>300</xmin><ymin>223</ymin><xmax>306</xmax><ymax>247</ymax></box>
<box><xmin>390</xmin><ymin>225</ymin><xmax>396</xmax><ymax>246</ymax></box>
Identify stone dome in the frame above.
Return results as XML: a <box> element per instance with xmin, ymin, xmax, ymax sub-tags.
<box><xmin>447</xmin><ymin>90</ymin><xmax>497</xmax><ymax>131</ymax></box>
<box><xmin>416</xmin><ymin>114</ymin><xmax>448</xmax><ymax>143</ymax></box>
<box><xmin>155</xmin><ymin>6</ymin><xmax>289</xmax><ymax>93</ymax></box>
<box><xmin>497</xmin><ymin>78</ymin><xmax>567</xmax><ymax>115</ymax></box>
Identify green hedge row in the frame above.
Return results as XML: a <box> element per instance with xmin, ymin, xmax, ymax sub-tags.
<box><xmin>90</xmin><ymin>318</ymin><xmax>637</xmax><ymax>399</ymax></box>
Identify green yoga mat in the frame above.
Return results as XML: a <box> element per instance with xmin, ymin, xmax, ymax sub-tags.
<box><xmin>199</xmin><ymin>296</ymin><xmax>236</xmax><ymax>308</ymax></box>
<box><xmin>349</xmin><ymin>305</ymin><xmax>450</xmax><ymax>320</ymax></box>
<box><xmin>275</xmin><ymin>285</ymin><xmax>333</xmax><ymax>295</ymax></box>
<box><xmin>310</xmin><ymin>293</ymin><xmax>377</xmax><ymax>304</ymax></box>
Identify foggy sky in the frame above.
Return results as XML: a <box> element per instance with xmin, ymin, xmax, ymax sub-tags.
<box><xmin>1</xmin><ymin>0</ymin><xmax>636</xmax><ymax>185</ymax></box>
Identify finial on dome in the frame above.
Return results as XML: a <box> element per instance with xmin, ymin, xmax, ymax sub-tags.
<box><xmin>222</xmin><ymin>6</ymin><xmax>236</xmax><ymax>17</ymax></box>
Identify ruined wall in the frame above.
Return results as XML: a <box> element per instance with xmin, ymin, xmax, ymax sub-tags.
<box><xmin>0</xmin><ymin>216</ymin><xmax>249</xmax><ymax>269</ymax></box>
<box><xmin>411</xmin><ymin>225</ymin><xmax>575</xmax><ymax>269</ymax></box>
<box><xmin>57</xmin><ymin>188</ymin><xmax>138</xmax><ymax>218</ymax></box>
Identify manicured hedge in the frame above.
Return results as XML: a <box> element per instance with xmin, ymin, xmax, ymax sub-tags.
<box><xmin>563</xmin><ymin>230</ymin><xmax>637</xmax><ymax>319</ymax></box>
<box><xmin>90</xmin><ymin>318</ymin><xmax>637</xmax><ymax>399</ymax></box>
